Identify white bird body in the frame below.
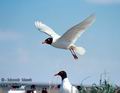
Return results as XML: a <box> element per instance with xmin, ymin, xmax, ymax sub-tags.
<box><xmin>35</xmin><ymin>14</ymin><xmax>96</xmax><ymax>59</ymax></box>
<box><xmin>51</xmin><ymin>39</ymin><xmax>72</xmax><ymax>49</ymax></box>
<box><xmin>60</xmin><ymin>78</ymin><xmax>79</xmax><ymax>93</ymax></box>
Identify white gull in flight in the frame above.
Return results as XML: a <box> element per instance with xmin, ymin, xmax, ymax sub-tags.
<box><xmin>35</xmin><ymin>14</ymin><xmax>96</xmax><ymax>59</ymax></box>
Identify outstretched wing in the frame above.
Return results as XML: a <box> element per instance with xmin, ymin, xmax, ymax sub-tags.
<box><xmin>35</xmin><ymin>21</ymin><xmax>60</xmax><ymax>39</ymax></box>
<box><xmin>58</xmin><ymin>14</ymin><xmax>96</xmax><ymax>44</ymax></box>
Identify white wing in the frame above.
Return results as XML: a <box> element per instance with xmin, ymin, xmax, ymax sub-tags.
<box><xmin>57</xmin><ymin>14</ymin><xmax>96</xmax><ymax>45</ymax></box>
<box><xmin>35</xmin><ymin>21</ymin><xmax>60</xmax><ymax>39</ymax></box>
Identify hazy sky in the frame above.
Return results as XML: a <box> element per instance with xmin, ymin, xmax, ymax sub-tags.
<box><xmin>0</xmin><ymin>0</ymin><xmax>120</xmax><ymax>85</ymax></box>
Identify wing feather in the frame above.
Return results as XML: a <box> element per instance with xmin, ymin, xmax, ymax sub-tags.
<box><xmin>35</xmin><ymin>21</ymin><xmax>60</xmax><ymax>39</ymax></box>
<box><xmin>58</xmin><ymin>14</ymin><xmax>96</xmax><ymax>44</ymax></box>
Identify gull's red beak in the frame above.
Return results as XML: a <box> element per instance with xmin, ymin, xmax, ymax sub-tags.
<box><xmin>54</xmin><ymin>73</ymin><xmax>58</xmax><ymax>76</ymax></box>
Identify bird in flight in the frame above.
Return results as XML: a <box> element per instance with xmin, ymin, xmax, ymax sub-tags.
<box><xmin>35</xmin><ymin>14</ymin><xmax>96</xmax><ymax>59</ymax></box>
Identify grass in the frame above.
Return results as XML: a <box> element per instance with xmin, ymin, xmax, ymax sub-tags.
<box><xmin>78</xmin><ymin>80</ymin><xmax>117</xmax><ymax>93</ymax></box>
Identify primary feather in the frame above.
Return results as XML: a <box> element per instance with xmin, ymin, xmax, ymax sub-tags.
<box><xmin>35</xmin><ymin>21</ymin><xmax>60</xmax><ymax>39</ymax></box>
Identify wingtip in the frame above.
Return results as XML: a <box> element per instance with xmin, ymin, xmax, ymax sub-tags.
<box><xmin>35</xmin><ymin>21</ymin><xmax>43</xmax><ymax>28</ymax></box>
<box><xmin>35</xmin><ymin>21</ymin><xmax>42</xmax><ymax>24</ymax></box>
<box><xmin>89</xmin><ymin>13</ymin><xmax>96</xmax><ymax>21</ymax></box>
<box><xmin>84</xmin><ymin>13</ymin><xmax>96</xmax><ymax>25</ymax></box>
<box><xmin>91</xmin><ymin>13</ymin><xmax>96</xmax><ymax>17</ymax></box>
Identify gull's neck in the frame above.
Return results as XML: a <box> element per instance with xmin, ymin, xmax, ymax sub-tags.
<box><xmin>62</xmin><ymin>78</ymin><xmax>71</xmax><ymax>85</ymax></box>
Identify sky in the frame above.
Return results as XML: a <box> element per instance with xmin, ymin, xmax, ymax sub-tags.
<box><xmin>0</xmin><ymin>0</ymin><xmax>120</xmax><ymax>85</ymax></box>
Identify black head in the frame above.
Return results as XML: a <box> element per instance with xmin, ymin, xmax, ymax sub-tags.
<box><xmin>54</xmin><ymin>71</ymin><xmax>67</xmax><ymax>80</ymax></box>
<box><xmin>42</xmin><ymin>37</ymin><xmax>53</xmax><ymax>45</ymax></box>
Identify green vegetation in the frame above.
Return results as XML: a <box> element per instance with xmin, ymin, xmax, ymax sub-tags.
<box><xmin>78</xmin><ymin>80</ymin><xmax>117</xmax><ymax>93</ymax></box>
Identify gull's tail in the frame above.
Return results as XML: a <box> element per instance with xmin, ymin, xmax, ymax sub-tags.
<box><xmin>75</xmin><ymin>46</ymin><xmax>86</xmax><ymax>55</ymax></box>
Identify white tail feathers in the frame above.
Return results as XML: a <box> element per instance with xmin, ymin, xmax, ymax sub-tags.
<box><xmin>75</xmin><ymin>47</ymin><xmax>86</xmax><ymax>55</ymax></box>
